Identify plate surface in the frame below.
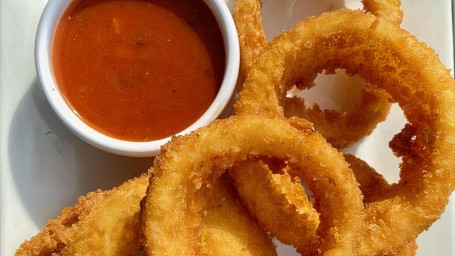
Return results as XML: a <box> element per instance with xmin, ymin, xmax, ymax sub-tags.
<box><xmin>1</xmin><ymin>0</ymin><xmax>454</xmax><ymax>255</ymax></box>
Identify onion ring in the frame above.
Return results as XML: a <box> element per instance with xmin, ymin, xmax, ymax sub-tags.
<box><xmin>232</xmin><ymin>0</ymin><xmax>265</xmax><ymax>78</ymax></box>
<box><xmin>200</xmin><ymin>172</ymin><xmax>278</xmax><ymax>256</ymax></box>
<box><xmin>17</xmin><ymin>172</ymin><xmax>277</xmax><ymax>256</ymax></box>
<box><xmin>16</xmin><ymin>173</ymin><xmax>151</xmax><ymax>256</ymax></box>
<box><xmin>284</xmin><ymin>87</ymin><xmax>391</xmax><ymax>149</ymax></box>
<box><xmin>230</xmin><ymin>160</ymin><xmax>320</xmax><ymax>255</ymax></box>
<box><xmin>231</xmin><ymin>152</ymin><xmax>417</xmax><ymax>255</ymax></box>
<box><xmin>234</xmin><ymin>0</ymin><xmax>402</xmax><ymax>76</ymax></box>
<box><xmin>233</xmin><ymin>0</ymin><xmax>399</xmax><ymax>149</ymax></box>
<box><xmin>343</xmin><ymin>154</ymin><xmax>417</xmax><ymax>256</ymax></box>
<box><xmin>142</xmin><ymin>114</ymin><xmax>365</xmax><ymax>255</ymax></box>
<box><xmin>234</xmin><ymin>9</ymin><xmax>455</xmax><ymax>254</ymax></box>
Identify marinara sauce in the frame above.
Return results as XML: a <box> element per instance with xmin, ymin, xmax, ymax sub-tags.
<box><xmin>52</xmin><ymin>0</ymin><xmax>225</xmax><ymax>141</ymax></box>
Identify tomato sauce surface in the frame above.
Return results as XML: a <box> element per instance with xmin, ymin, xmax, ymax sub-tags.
<box><xmin>52</xmin><ymin>0</ymin><xmax>225</xmax><ymax>141</ymax></box>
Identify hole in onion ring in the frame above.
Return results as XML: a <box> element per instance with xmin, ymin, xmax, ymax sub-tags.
<box><xmin>287</xmin><ymin>69</ymin><xmax>365</xmax><ymax>112</ymax></box>
<box><xmin>344</xmin><ymin>104</ymin><xmax>406</xmax><ymax>184</ymax></box>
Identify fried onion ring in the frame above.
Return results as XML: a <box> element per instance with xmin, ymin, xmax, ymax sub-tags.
<box><xmin>17</xmin><ymin>171</ymin><xmax>277</xmax><ymax>256</ymax></box>
<box><xmin>231</xmin><ymin>152</ymin><xmax>417</xmax><ymax>255</ymax></box>
<box><xmin>16</xmin><ymin>173</ymin><xmax>151</xmax><ymax>256</ymax></box>
<box><xmin>230</xmin><ymin>160</ymin><xmax>320</xmax><ymax>255</ymax></box>
<box><xmin>142</xmin><ymin>114</ymin><xmax>364</xmax><ymax>255</ymax></box>
<box><xmin>284</xmin><ymin>87</ymin><xmax>391</xmax><ymax>149</ymax></box>
<box><xmin>234</xmin><ymin>0</ymin><xmax>402</xmax><ymax>75</ymax></box>
<box><xmin>343</xmin><ymin>154</ymin><xmax>418</xmax><ymax>256</ymax></box>
<box><xmin>232</xmin><ymin>0</ymin><xmax>265</xmax><ymax>78</ymax></box>
<box><xmin>233</xmin><ymin>0</ymin><xmax>399</xmax><ymax>149</ymax></box>
<box><xmin>234</xmin><ymin>9</ymin><xmax>455</xmax><ymax>254</ymax></box>
<box><xmin>201</xmin><ymin>172</ymin><xmax>277</xmax><ymax>256</ymax></box>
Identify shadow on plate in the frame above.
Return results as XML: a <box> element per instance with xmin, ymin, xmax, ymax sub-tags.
<box><xmin>8</xmin><ymin>78</ymin><xmax>154</xmax><ymax>228</ymax></box>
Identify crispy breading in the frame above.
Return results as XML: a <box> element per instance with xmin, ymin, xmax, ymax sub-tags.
<box><xmin>201</xmin><ymin>173</ymin><xmax>277</xmax><ymax>256</ymax></box>
<box><xmin>230</xmin><ymin>161</ymin><xmax>319</xmax><ymax>255</ymax></box>
<box><xmin>16</xmin><ymin>173</ymin><xmax>150</xmax><ymax>256</ymax></box>
<box><xmin>16</xmin><ymin>171</ymin><xmax>277</xmax><ymax>256</ymax></box>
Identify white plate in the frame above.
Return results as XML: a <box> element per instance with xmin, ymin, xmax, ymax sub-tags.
<box><xmin>1</xmin><ymin>0</ymin><xmax>454</xmax><ymax>255</ymax></box>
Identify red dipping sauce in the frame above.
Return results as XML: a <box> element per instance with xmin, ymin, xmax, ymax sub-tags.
<box><xmin>52</xmin><ymin>0</ymin><xmax>225</xmax><ymax>141</ymax></box>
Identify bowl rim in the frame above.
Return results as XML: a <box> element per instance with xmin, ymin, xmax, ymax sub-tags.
<box><xmin>35</xmin><ymin>0</ymin><xmax>239</xmax><ymax>157</ymax></box>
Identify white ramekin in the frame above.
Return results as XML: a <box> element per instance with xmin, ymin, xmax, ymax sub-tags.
<box><xmin>35</xmin><ymin>0</ymin><xmax>239</xmax><ymax>157</ymax></box>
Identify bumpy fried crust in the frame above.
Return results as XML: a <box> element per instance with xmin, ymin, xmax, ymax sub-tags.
<box><xmin>343</xmin><ymin>155</ymin><xmax>417</xmax><ymax>256</ymax></box>
<box><xmin>234</xmin><ymin>0</ymin><xmax>401</xmax><ymax>76</ymax></box>
<box><xmin>343</xmin><ymin>154</ymin><xmax>390</xmax><ymax>203</ymax></box>
<box><xmin>391</xmin><ymin>241</ymin><xmax>418</xmax><ymax>256</ymax></box>
<box><xmin>232</xmin><ymin>0</ymin><xmax>266</xmax><ymax>77</ymax></box>
<box><xmin>231</xmin><ymin>152</ymin><xmax>416</xmax><ymax>255</ymax></box>
<box><xmin>235</xmin><ymin>9</ymin><xmax>455</xmax><ymax>254</ymax></box>
<box><xmin>233</xmin><ymin>0</ymin><xmax>397</xmax><ymax>149</ymax></box>
<box><xmin>15</xmin><ymin>173</ymin><xmax>151</xmax><ymax>256</ymax></box>
<box><xmin>201</xmin><ymin>173</ymin><xmax>277</xmax><ymax>256</ymax></box>
<box><xmin>362</xmin><ymin>0</ymin><xmax>403</xmax><ymax>25</ymax></box>
<box><xmin>230</xmin><ymin>161</ymin><xmax>320</xmax><ymax>255</ymax></box>
<box><xmin>17</xmin><ymin>172</ymin><xmax>277</xmax><ymax>256</ymax></box>
<box><xmin>284</xmin><ymin>87</ymin><xmax>391</xmax><ymax>149</ymax></box>
<box><xmin>16</xmin><ymin>171</ymin><xmax>277</xmax><ymax>256</ymax></box>
<box><xmin>142</xmin><ymin>114</ymin><xmax>365</xmax><ymax>255</ymax></box>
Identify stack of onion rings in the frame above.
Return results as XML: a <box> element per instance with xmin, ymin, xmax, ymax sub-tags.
<box><xmin>142</xmin><ymin>114</ymin><xmax>365</xmax><ymax>255</ymax></box>
<box><xmin>233</xmin><ymin>9</ymin><xmax>455</xmax><ymax>254</ymax></box>
<box><xmin>142</xmin><ymin>7</ymin><xmax>455</xmax><ymax>256</ymax></box>
<box><xmin>231</xmin><ymin>0</ymin><xmax>407</xmax><ymax>253</ymax></box>
<box><xmin>17</xmin><ymin>1</ymin><xmax>455</xmax><ymax>256</ymax></box>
